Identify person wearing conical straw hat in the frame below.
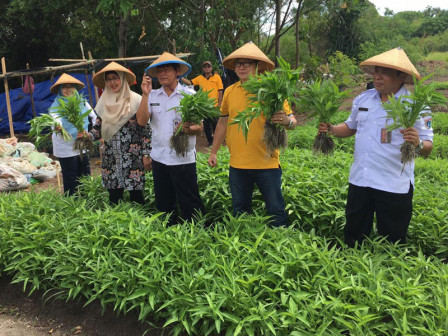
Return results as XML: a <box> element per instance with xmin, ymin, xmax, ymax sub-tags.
<box><xmin>138</xmin><ymin>52</ymin><xmax>205</xmax><ymax>224</ymax></box>
<box><xmin>207</xmin><ymin>42</ymin><xmax>298</xmax><ymax>227</ymax></box>
<box><xmin>49</xmin><ymin>73</ymin><xmax>97</xmax><ymax>196</ymax></box>
<box><xmin>318</xmin><ymin>47</ymin><xmax>434</xmax><ymax>247</ymax></box>
<box><xmin>85</xmin><ymin>61</ymin><xmax>152</xmax><ymax>205</ymax></box>
<box><xmin>182</xmin><ymin>60</ymin><xmax>224</xmax><ymax>146</ymax></box>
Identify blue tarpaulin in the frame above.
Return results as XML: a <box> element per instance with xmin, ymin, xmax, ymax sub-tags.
<box><xmin>0</xmin><ymin>73</ymin><xmax>96</xmax><ymax>135</ymax></box>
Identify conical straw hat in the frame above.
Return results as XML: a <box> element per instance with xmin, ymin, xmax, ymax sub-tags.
<box><xmin>93</xmin><ymin>61</ymin><xmax>136</xmax><ymax>89</ymax></box>
<box><xmin>145</xmin><ymin>52</ymin><xmax>191</xmax><ymax>78</ymax></box>
<box><xmin>359</xmin><ymin>47</ymin><xmax>421</xmax><ymax>83</ymax></box>
<box><xmin>50</xmin><ymin>73</ymin><xmax>84</xmax><ymax>94</ymax></box>
<box><xmin>223</xmin><ymin>42</ymin><xmax>275</xmax><ymax>72</ymax></box>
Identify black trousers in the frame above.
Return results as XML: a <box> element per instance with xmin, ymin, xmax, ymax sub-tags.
<box><xmin>59</xmin><ymin>155</ymin><xmax>91</xmax><ymax>196</ymax></box>
<box><xmin>345</xmin><ymin>183</ymin><xmax>413</xmax><ymax>247</ymax></box>
<box><xmin>107</xmin><ymin>188</ymin><xmax>145</xmax><ymax>205</ymax></box>
<box><xmin>152</xmin><ymin>160</ymin><xmax>205</xmax><ymax>223</ymax></box>
<box><xmin>203</xmin><ymin>117</ymin><xmax>217</xmax><ymax>145</ymax></box>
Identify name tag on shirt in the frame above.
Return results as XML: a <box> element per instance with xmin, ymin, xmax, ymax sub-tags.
<box><xmin>380</xmin><ymin>128</ymin><xmax>391</xmax><ymax>143</ymax></box>
<box><xmin>150</xmin><ymin>103</ymin><xmax>160</xmax><ymax>106</ymax></box>
<box><xmin>359</xmin><ymin>107</ymin><xmax>368</xmax><ymax>111</ymax></box>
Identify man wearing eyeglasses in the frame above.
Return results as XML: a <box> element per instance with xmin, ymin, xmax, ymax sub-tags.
<box><xmin>208</xmin><ymin>42</ymin><xmax>297</xmax><ymax>227</ymax></box>
<box><xmin>182</xmin><ymin>61</ymin><xmax>223</xmax><ymax>146</ymax></box>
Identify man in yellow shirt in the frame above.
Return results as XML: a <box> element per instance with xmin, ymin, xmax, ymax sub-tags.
<box><xmin>183</xmin><ymin>61</ymin><xmax>223</xmax><ymax>146</ymax></box>
<box><xmin>207</xmin><ymin>42</ymin><xmax>297</xmax><ymax>227</ymax></box>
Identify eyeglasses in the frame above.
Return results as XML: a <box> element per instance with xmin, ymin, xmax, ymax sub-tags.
<box><xmin>105</xmin><ymin>76</ymin><xmax>120</xmax><ymax>83</ymax></box>
<box><xmin>202</xmin><ymin>64</ymin><xmax>211</xmax><ymax>68</ymax></box>
<box><xmin>234</xmin><ymin>61</ymin><xmax>256</xmax><ymax>69</ymax></box>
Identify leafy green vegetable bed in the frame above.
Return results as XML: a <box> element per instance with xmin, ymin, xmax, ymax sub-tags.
<box><xmin>1</xmin><ymin>144</ymin><xmax>448</xmax><ymax>335</ymax></box>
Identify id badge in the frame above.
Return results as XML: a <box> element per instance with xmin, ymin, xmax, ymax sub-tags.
<box><xmin>380</xmin><ymin>128</ymin><xmax>391</xmax><ymax>143</ymax></box>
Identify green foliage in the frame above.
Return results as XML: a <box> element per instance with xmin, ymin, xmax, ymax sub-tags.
<box><xmin>430</xmin><ymin>134</ymin><xmax>448</xmax><ymax>159</ymax></box>
<box><xmin>230</xmin><ymin>58</ymin><xmax>301</xmax><ymax>140</ymax></box>
<box><xmin>173</xmin><ymin>88</ymin><xmax>220</xmax><ymax>134</ymax></box>
<box><xmin>2</xmin><ymin>151</ymin><xmax>448</xmax><ymax>334</ymax></box>
<box><xmin>328</xmin><ymin>51</ymin><xmax>362</xmax><ymax>88</ymax></box>
<box><xmin>50</xmin><ymin>92</ymin><xmax>92</xmax><ymax>132</ymax></box>
<box><xmin>298</xmin><ymin>79</ymin><xmax>350</xmax><ymax>124</ymax></box>
<box><xmin>28</xmin><ymin>114</ymin><xmax>71</xmax><ymax>147</ymax></box>
<box><xmin>432</xmin><ymin>112</ymin><xmax>448</xmax><ymax>135</ymax></box>
<box><xmin>383</xmin><ymin>75</ymin><xmax>448</xmax><ymax>131</ymax></box>
<box><xmin>433</xmin><ymin>81</ymin><xmax>448</xmax><ymax>90</ymax></box>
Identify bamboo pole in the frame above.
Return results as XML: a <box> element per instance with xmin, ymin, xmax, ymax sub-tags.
<box><xmin>26</xmin><ymin>63</ymin><xmax>37</xmax><ymax>118</ymax></box>
<box><xmin>80</xmin><ymin>42</ymin><xmax>94</xmax><ymax>107</ymax></box>
<box><xmin>88</xmin><ymin>51</ymin><xmax>99</xmax><ymax>103</ymax></box>
<box><xmin>1</xmin><ymin>57</ymin><xmax>15</xmax><ymax>138</ymax></box>
<box><xmin>0</xmin><ymin>60</ymin><xmax>96</xmax><ymax>79</ymax></box>
<box><xmin>48</xmin><ymin>53</ymin><xmax>193</xmax><ymax>63</ymax></box>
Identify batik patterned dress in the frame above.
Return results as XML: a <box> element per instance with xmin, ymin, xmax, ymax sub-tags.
<box><xmin>90</xmin><ymin>115</ymin><xmax>151</xmax><ymax>190</ymax></box>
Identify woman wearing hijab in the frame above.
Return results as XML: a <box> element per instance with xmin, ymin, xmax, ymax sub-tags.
<box><xmin>49</xmin><ymin>73</ymin><xmax>97</xmax><ymax>196</ymax></box>
<box><xmin>88</xmin><ymin>62</ymin><xmax>152</xmax><ymax>205</ymax></box>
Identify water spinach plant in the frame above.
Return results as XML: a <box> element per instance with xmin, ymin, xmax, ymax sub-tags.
<box><xmin>231</xmin><ymin>57</ymin><xmax>301</xmax><ymax>156</ymax></box>
<box><xmin>382</xmin><ymin>74</ymin><xmax>447</xmax><ymax>167</ymax></box>
<box><xmin>29</xmin><ymin>92</ymin><xmax>93</xmax><ymax>155</ymax></box>
<box><xmin>28</xmin><ymin>114</ymin><xmax>71</xmax><ymax>147</ymax></box>
<box><xmin>298</xmin><ymin>79</ymin><xmax>350</xmax><ymax>154</ymax></box>
<box><xmin>170</xmin><ymin>88</ymin><xmax>220</xmax><ymax>156</ymax></box>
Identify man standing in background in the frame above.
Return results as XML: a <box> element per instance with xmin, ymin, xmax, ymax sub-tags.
<box><xmin>183</xmin><ymin>61</ymin><xmax>223</xmax><ymax>146</ymax></box>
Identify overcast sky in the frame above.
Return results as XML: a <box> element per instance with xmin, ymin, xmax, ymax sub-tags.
<box><xmin>369</xmin><ymin>0</ymin><xmax>448</xmax><ymax>15</ymax></box>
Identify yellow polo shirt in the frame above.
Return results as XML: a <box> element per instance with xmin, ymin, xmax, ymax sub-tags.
<box><xmin>192</xmin><ymin>73</ymin><xmax>223</xmax><ymax>106</ymax></box>
<box><xmin>221</xmin><ymin>81</ymin><xmax>292</xmax><ymax>169</ymax></box>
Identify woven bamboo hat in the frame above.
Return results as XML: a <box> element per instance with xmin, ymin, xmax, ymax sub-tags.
<box><xmin>223</xmin><ymin>42</ymin><xmax>275</xmax><ymax>72</ymax></box>
<box><xmin>359</xmin><ymin>47</ymin><xmax>421</xmax><ymax>83</ymax></box>
<box><xmin>145</xmin><ymin>52</ymin><xmax>191</xmax><ymax>78</ymax></box>
<box><xmin>93</xmin><ymin>61</ymin><xmax>136</xmax><ymax>89</ymax></box>
<box><xmin>50</xmin><ymin>73</ymin><xmax>84</xmax><ymax>94</ymax></box>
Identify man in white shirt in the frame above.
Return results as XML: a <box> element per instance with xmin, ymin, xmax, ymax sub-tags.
<box><xmin>318</xmin><ymin>47</ymin><xmax>433</xmax><ymax>246</ymax></box>
<box><xmin>138</xmin><ymin>52</ymin><xmax>205</xmax><ymax>224</ymax></box>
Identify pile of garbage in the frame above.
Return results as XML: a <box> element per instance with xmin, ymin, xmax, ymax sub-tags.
<box><xmin>0</xmin><ymin>137</ymin><xmax>60</xmax><ymax>192</ymax></box>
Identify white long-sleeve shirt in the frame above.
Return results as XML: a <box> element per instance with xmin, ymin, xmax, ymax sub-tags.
<box><xmin>345</xmin><ymin>86</ymin><xmax>433</xmax><ymax>194</ymax></box>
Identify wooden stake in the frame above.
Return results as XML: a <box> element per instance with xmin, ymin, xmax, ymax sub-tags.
<box><xmin>80</xmin><ymin>42</ymin><xmax>94</xmax><ymax>107</ymax></box>
<box><xmin>88</xmin><ymin>51</ymin><xmax>99</xmax><ymax>104</ymax></box>
<box><xmin>1</xmin><ymin>57</ymin><xmax>15</xmax><ymax>138</ymax></box>
<box><xmin>26</xmin><ymin>63</ymin><xmax>37</xmax><ymax>118</ymax></box>
<box><xmin>56</xmin><ymin>167</ymin><xmax>62</xmax><ymax>192</ymax></box>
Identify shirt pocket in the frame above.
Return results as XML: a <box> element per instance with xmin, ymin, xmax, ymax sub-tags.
<box><xmin>355</xmin><ymin>112</ymin><xmax>368</xmax><ymax>132</ymax></box>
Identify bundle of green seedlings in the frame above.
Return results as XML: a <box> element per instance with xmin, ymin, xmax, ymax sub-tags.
<box><xmin>170</xmin><ymin>88</ymin><xmax>220</xmax><ymax>156</ymax></box>
<box><xmin>28</xmin><ymin>114</ymin><xmax>71</xmax><ymax>148</ymax></box>
<box><xmin>29</xmin><ymin>92</ymin><xmax>93</xmax><ymax>156</ymax></box>
<box><xmin>382</xmin><ymin>74</ymin><xmax>447</xmax><ymax>167</ymax></box>
<box><xmin>298</xmin><ymin>79</ymin><xmax>350</xmax><ymax>154</ymax></box>
<box><xmin>231</xmin><ymin>57</ymin><xmax>301</xmax><ymax>157</ymax></box>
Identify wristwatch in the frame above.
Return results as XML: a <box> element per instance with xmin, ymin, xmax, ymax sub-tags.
<box><xmin>415</xmin><ymin>139</ymin><xmax>424</xmax><ymax>153</ymax></box>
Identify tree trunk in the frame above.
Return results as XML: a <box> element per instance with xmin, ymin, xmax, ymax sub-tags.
<box><xmin>118</xmin><ymin>13</ymin><xmax>130</xmax><ymax>58</ymax></box>
<box><xmin>295</xmin><ymin>1</ymin><xmax>303</xmax><ymax>69</ymax></box>
<box><xmin>275</xmin><ymin>0</ymin><xmax>282</xmax><ymax>66</ymax></box>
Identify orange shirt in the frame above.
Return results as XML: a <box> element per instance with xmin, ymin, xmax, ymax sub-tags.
<box><xmin>220</xmin><ymin>81</ymin><xmax>292</xmax><ymax>169</ymax></box>
<box><xmin>191</xmin><ymin>73</ymin><xmax>223</xmax><ymax>106</ymax></box>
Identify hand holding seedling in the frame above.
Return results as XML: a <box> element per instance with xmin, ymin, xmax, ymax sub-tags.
<box><xmin>270</xmin><ymin>110</ymin><xmax>289</xmax><ymax>126</ymax></box>
<box><xmin>318</xmin><ymin>122</ymin><xmax>331</xmax><ymax>134</ymax></box>
<box><xmin>400</xmin><ymin>127</ymin><xmax>419</xmax><ymax>147</ymax></box>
